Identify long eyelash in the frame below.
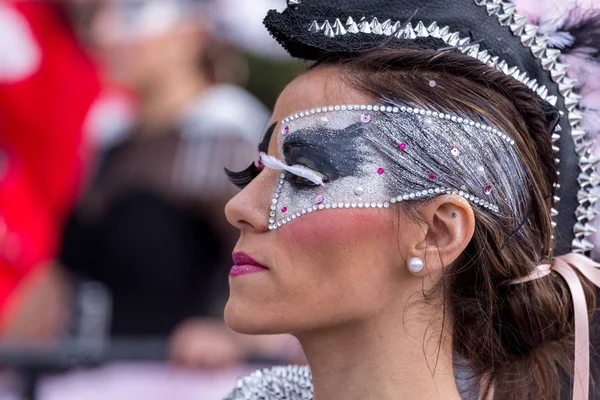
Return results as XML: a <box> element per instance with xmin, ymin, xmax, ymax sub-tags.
<box><xmin>224</xmin><ymin>163</ymin><xmax>262</xmax><ymax>189</ymax></box>
<box><xmin>259</xmin><ymin>152</ymin><xmax>326</xmax><ymax>186</ymax></box>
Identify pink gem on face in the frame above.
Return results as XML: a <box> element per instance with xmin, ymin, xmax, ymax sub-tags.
<box><xmin>361</xmin><ymin>113</ymin><xmax>371</xmax><ymax>123</ymax></box>
<box><xmin>377</xmin><ymin>168</ymin><xmax>385</xmax><ymax>175</ymax></box>
<box><xmin>399</xmin><ymin>143</ymin><xmax>407</xmax><ymax>151</ymax></box>
<box><xmin>314</xmin><ymin>195</ymin><xmax>324</xmax><ymax>205</ymax></box>
<box><xmin>281</xmin><ymin>207</ymin><xmax>288</xmax><ymax>213</ymax></box>
<box><xmin>281</xmin><ymin>125</ymin><xmax>290</xmax><ymax>135</ymax></box>
<box><xmin>429</xmin><ymin>80</ymin><xmax>437</xmax><ymax>88</ymax></box>
<box><xmin>429</xmin><ymin>173</ymin><xmax>436</xmax><ymax>180</ymax></box>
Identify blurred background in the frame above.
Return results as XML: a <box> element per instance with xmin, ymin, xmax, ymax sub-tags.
<box><xmin>0</xmin><ymin>0</ymin><xmax>305</xmax><ymax>398</ymax></box>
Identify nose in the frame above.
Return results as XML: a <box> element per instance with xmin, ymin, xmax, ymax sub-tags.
<box><xmin>225</xmin><ymin>170</ymin><xmax>276</xmax><ymax>233</ymax></box>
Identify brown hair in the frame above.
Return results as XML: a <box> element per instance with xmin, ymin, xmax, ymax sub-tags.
<box><xmin>314</xmin><ymin>46</ymin><xmax>596</xmax><ymax>399</ymax></box>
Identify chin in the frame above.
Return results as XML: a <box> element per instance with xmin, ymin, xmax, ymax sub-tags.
<box><xmin>224</xmin><ymin>297</ymin><xmax>290</xmax><ymax>335</ymax></box>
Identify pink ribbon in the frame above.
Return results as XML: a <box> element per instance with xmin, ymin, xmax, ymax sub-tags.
<box><xmin>507</xmin><ymin>253</ymin><xmax>600</xmax><ymax>400</ymax></box>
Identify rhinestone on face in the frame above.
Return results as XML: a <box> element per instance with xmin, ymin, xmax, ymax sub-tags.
<box><xmin>361</xmin><ymin>113</ymin><xmax>372</xmax><ymax>123</ymax></box>
<box><xmin>451</xmin><ymin>146</ymin><xmax>461</xmax><ymax>156</ymax></box>
<box><xmin>399</xmin><ymin>143</ymin><xmax>407</xmax><ymax>151</ymax></box>
<box><xmin>281</xmin><ymin>207</ymin><xmax>288</xmax><ymax>213</ymax></box>
<box><xmin>377</xmin><ymin>168</ymin><xmax>385</xmax><ymax>175</ymax></box>
<box><xmin>429</xmin><ymin>80</ymin><xmax>437</xmax><ymax>87</ymax></box>
<box><xmin>484</xmin><ymin>184</ymin><xmax>493</xmax><ymax>195</ymax></box>
<box><xmin>354</xmin><ymin>186</ymin><xmax>364</xmax><ymax>196</ymax></box>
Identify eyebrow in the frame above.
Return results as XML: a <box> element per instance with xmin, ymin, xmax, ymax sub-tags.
<box><xmin>258</xmin><ymin>123</ymin><xmax>276</xmax><ymax>154</ymax></box>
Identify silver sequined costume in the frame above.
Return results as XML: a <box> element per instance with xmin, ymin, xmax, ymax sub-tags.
<box><xmin>223</xmin><ymin>365</ymin><xmax>313</xmax><ymax>400</ymax></box>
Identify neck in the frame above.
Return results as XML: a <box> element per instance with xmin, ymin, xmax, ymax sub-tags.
<box><xmin>137</xmin><ymin>67</ymin><xmax>208</xmax><ymax>134</ymax></box>
<box><xmin>296</xmin><ymin>302</ymin><xmax>461</xmax><ymax>400</ymax></box>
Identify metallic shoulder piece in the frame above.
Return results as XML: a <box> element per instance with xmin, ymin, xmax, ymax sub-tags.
<box><xmin>223</xmin><ymin>365</ymin><xmax>313</xmax><ymax>400</ymax></box>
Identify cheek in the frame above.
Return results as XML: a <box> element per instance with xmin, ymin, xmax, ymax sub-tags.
<box><xmin>277</xmin><ymin>208</ymin><xmax>400</xmax><ymax>285</ymax></box>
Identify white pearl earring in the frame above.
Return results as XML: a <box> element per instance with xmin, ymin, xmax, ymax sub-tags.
<box><xmin>408</xmin><ymin>257</ymin><xmax>424</xmax><ymax>273</ymax></box>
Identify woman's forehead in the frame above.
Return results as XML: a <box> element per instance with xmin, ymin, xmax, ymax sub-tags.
<box><xmin>270</xmin><ymin>68</ymin><xmax>370</xmax><ymax>127</ymax></box>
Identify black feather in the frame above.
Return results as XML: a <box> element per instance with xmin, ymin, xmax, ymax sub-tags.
<box><xmin>563</xmin><ymin>9</ymin><xmax>600</xmax><ymax>61</ymax></box>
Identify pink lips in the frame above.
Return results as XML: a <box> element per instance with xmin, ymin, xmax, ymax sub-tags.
<box><xmin>230</xmin><ymin>252</ymin><xmax>269</xmax><ymax>277</ymax></box>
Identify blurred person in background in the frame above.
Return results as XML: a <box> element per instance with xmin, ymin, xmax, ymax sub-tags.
<box><xmin>60</xmin><ymin>0</ymin><xmax>300</xmax><ymax>369</ymax></box>
<box><xmin>0</xmin><ymin>0</ymin><xmax>101</xmax><ymax>344</ymax></box>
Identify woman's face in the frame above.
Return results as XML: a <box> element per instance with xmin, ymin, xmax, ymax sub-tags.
<box><xmin>224</xmin><ymin>67</ymin><xmax>424</xmax><ymax>335</ymax></box>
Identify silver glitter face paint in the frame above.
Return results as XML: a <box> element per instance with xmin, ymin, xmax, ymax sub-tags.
<box><xmin>266</xmin><ymin>104</ymin><xmax>529</xmax><ymax>231</ymax></box>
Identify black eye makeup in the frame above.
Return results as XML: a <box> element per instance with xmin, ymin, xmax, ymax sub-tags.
<box><xmin>224</xmin><ymin>123</ymin><xmax>276</xmax><ymax>189</ymax></box>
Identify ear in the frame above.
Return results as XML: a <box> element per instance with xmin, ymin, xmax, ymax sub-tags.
<box><xmin>407</xmin><ymin>195</ymin><xmax>475</xmax><ymax>275</ymax></box>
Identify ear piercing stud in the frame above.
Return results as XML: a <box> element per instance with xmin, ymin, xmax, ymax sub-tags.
<box><xmin>408</xmin><ymin>257</ymin><xmax>424</xmax><ymax>273</ymax></box>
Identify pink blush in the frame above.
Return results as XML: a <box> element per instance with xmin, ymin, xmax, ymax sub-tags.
<box><xmin>276</xmin><ymin>207</ymin><xmax>392</xmax><ymax>249</ymax></box>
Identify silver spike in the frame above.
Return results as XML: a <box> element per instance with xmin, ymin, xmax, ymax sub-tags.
<box><xmin>578</xmin><ymin>171</ymin><xmax>600</xmax><ymax>188</ymax></box>
<box><xmin>575</xmin><ymin>140</ymin><xmax>594</xmax><ymax>155</ymax></box>
<box><xmin>520</xmin><ymin>24</ymin><xmax>538</xmax><ymax>46</ymax></box>
<box><xmin>346</xmin><ymin>16</ymin><xmax>355</xmax><ymax>26</ymax></box>
<box><xmin>467</xmin><ymin>46</ymin><xmax>480</xmax><ymax>58</ymax></box>
<box><xmin>565</xmin><ymin>95</ymin><xmax>580</xmax><ymax>111</ymax></box>
<box><xmin>287</xmin><ymin>0</ymin><xmax>301</xmax><ymax>5</ymax></box>
<box><xmin>308</xmin><ymin>20</ymin><xmax>321</xmax><ymax>33</ymax></box>
<box><xmin>554</xmin><ymin>195</ymin><xmax>561</xmax><ymax>203</ymax></box>
<box><xmin>574</xmin><ymin>222</ymin><xmax>597</xmax><ymax>237</ymax></box>
<box><xmin>347</xmin><ymin>21</ymin><xmax>359</xmax><ymax>34</ymax></box>
<box><xmin>380</xmin><ymin>19</ymin><xmax>393</xmax><ymax>35</ymax></box>
<box><xmin>510</xmin><ymin>14</ymin><xmax>528</xmax><ymax>35</ymax></box>
<box><xmin>323</xmin><ymin>21</ymin><xmax>335</xmax><ymax>38</ymax></box>
<box><xmin>580</xmin><ymin>155</ymin><xmax>600</xmax><ymax>172</ymax></box>
<box><xmin>485</xmin><ymin>2</ymin><xmax>502</xmax><ymax>15</ymax></box>
<box><xmin>534</xmin><ymin>35</ymin><xmax>549</xmax><ymax>47</ymax></box>
<box><xmin>489</xmin><ymin>56</ymin><xmax>500</xmax><ymax>68</ymax></box>
<box><xmin>572</xmin><ymin>238</ymin><xmax>594</xmax><ymax>252</ymax></box>
<box><xmin>530</xmin><ymin>44</ymin><xmax>546</xmax><ymax>58</ymax></box>
<box><xmin>550</xmin><ymin>63</ymin><xmax>568</xmax><ymax>82</ymax></box>
<box><xmin>430</xmin><ymin>26</ymin><xmax>442</xmax><ymax>38</ymax></box>
<box><xmin>546</xmin><ymin>95</ymin><xmax>558</xmax><ymax>106</ymax></box>
<box><xmin>333</xmin><ymin>19</ymin><xmax>347</xmax><ymax>35</ymax></box>
<box><xmin>551</xmin><ymin>208</ymin><xmax>559</xmax><ymax>217</ymax></box>
<box><xmin>536</xmin><ymin>85</ymin><xmax>549</xmax><ymax>99</ymax></box>
<box><xmin>552</xmin><ymin>133</ymin><xmax>560</xmax><ymax>142</ymax></box>
<box><xmin>577</xmin><ymin>206</ymin><xmax>598</xmax><ymax>221</ymax></box>
<box><xmin>555</xmin><ymin>124</ymin><xmax>562</xmax><ymax>132</ymax></box>
<box><xmin>578</xmin><ymin>189</ymin><xmax>599</xmax><ymax>205</ymax></box>
<box><xmin>390</xmin><ymin>21</ymin><xmax>401</xmax><ymax>35</ymax></box>
<box><xmin>501</xmin><ymin>2</ymin><xmax>516</xmax><ymax>13</ymax></box>
<box><xmin>544</xmin><ymin>48</ymin><xmax>561</xmax><ymax>61</ymax></box>
<box><xmin>569</xmin><ymin>110</ymin><xmax>584</xmax><ymax>126</ymax></box>
<box><xmin>371</xmin><ymin>17</ymin><xmax>383</xmax><ymax>34</ymax></box>
<box><xmin>498</xmin><ymin>12</ymin><xmax>514</xmax><ymax>26</ymax></box>
<box><xmin>415</xmin><ymin>21</ymin><xmax>429</xmax><ymax>37</ymax></box>
<box><xmin>477</xmin><ymin>50</ymin><xmax>491</xmax><ymax>64</ymax></box>
<box><xmin>552</xmin><ymin>145</ymin><xmax>560</xmax><ymax>153</ymax></box>
<box><xmin>458</xmin><ymin>37</ymin><xmax>471</xmax><ymax>46</ymax></box>
<box><xmin>399</xmin><ymin>23</ymin><xmax>416</xmax><ymax>39</ymax></box>
<box><xmin>551</xmin><ymin>221</ymin><xmax>558</xmax><ymax>228</ymax></box>
<box><xmin>427</xmin><ymin>21</ymin><xmax>438</xmax><ymax>32</ymax></box>
<box><xmin>474</xmin><ymin>0</ymin><xmax>487</xmax><ymax>4</ymax></box>
<box><xmin>541</xmin><ymin>56</ymin><xmax>557</xmax><ymax>71</ymax></box>
<box><xmin>446</xmin><ymin>32</ymin><xmax>461</xmax><ymax>46</ymax></box>
<box><xmin>555</xmin><ymin>158</ymin><xmax>561</xmax><ymax>164</ymax></box>
<box><xmin>506</xmin><ymin>65</ymin><xmax>518</xmax><ymax>75</ymax></box>
<box><xmin>496</xmin><ymin>59</ymin><xmax>507</xmax><ymax>72</ymax></box>
<box><xmin>439</xmin><ymin>26</ymin><xmax>450</xmax><ymax>36</ymax></box>
<box><xmin>572</xmin><ymin>128</ymin><xmax>587</xmax><ymax>141</ymax></box>
<box><xmin>528</xmin><ymin>81</ymin><xmax>540</xmax><ymax>92</ymax></box>
<box><xmin>358</xmin><ymin>20</ymin><xmax>372</xmax><ymax>34</ymax></box>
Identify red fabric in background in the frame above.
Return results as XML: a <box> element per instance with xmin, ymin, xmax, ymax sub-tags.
<box><xmin>0</xmin><ymin>0</ymin><xmax>100</xmax><ymax>321</ymax></box>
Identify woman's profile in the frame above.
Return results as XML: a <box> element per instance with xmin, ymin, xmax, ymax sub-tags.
<box><xmin>222</xmin><ymin>0</ymin><xmax>600</xmax><ymax>399</ymax></box>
